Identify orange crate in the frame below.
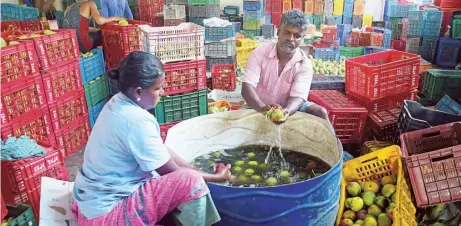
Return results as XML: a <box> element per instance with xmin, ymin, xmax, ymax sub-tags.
<box><xmin>211</xmin><ymin>64</ymin><xmax>237</xmax><ymax>91</ymax></box>
<box><xmin>335</xmin><ymin>146</ymin><xmax>417</xmax><ymax>226</ymax></box>
<box><xmin>313</xmin><ymin>0</ymin><xmax>324</xmax><ymax>15</ymax></box>
<box><xmin>370</xmin><ymin>32</ymin><xmax>384</xmax><ymax>47</ymax></box>
<box><xmin>304</xmin><ymin>0</ymin><xmax>314</xmax><ymax>14</ymax></box>
<box><xmin>1</xmin><ymin>39</ymin><xmax>40</xmax><ymax>86</ymax></box>
<box><xmin>353</xmin><ymin>0</ymin><xmax>364</xmax><ymax>16</ymax></box>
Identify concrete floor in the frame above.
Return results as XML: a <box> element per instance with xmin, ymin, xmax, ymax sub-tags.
<box><xmin>64</xmin><ymin>148</ymin><xmax>84</xmax><ymax>182</ymax></box>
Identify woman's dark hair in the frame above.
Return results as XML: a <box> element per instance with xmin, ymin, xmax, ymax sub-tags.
<box><xmin>107</xmin><ymin>51</ymin><xmax>164</xmax><ymax>94</ymax></box>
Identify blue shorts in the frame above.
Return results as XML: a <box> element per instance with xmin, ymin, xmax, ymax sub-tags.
<box><xmin>298</xmin><ymin>101</ymin><xmax>315</xmax><ymax>112</ymax></box>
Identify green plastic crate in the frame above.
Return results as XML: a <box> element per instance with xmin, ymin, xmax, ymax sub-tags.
<box><xmin>152</xmin><ymin>89</ymin><xmax>207</xmax><ymax>124</ymax></box>
<box><xmin>312</xmin><ymin>15</ymin><xmax>324</xmax><ymax>29</ymax></box>
<box><xmin>84</xmin><ymin>74</ymin><xmax>110</xmax><ymax>109</ymax></box>
<box><xmin>240</xmin><ymin>29</ymin><xmax>261</xmax><ymax>38</ymax></box>
<box><xmin>188</xmin><ymin>0</ymin><xmax>219</xmax><ymax>5</ymax></box>
<box><xmin>340</xmin><ymin>46</ymin><xmax>364</xmax><ymax>58</ymax></box>
<box><xmin>6</xmin><ymin>204</ymin><xmax>37</xmax><ymax>226</ymax></box>
<box><xmin>453</xmin><ymin>19</ymin><xmax>461</xmax><ymax>39</ymax></box>
<box><xmin>389</xmin><ymin>17</ymin><xmax>402</xmax><ymax>39</ymax></box>
<box><xmin>423</xmin><ymin>69</ymin><xmax>461</xmax><ymax>102</ymax></box>
<box><xmin>243</xmin><ymin>20</ymin><xmax>262</xmax><ymax>30</ymax></box>
<box><xmin>417</xmin><ymin>93</ymin><xmax>439</xmax><ymax>106</ymax></box>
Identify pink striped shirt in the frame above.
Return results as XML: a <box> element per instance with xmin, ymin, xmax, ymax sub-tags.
<box><xmin>242</xmin><ymin>42</ymin><xmax>313</xmax><ymax>108</ymax></box>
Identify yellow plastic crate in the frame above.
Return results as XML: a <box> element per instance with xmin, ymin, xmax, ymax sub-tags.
<box><xmin>243</xmin><ymin>20</ymin><xmax>262</xmax><ymax>30</ymax></box>
<box><xmin>362</xmin><ymin>14</ymin><xmax>373</xmax><ymax>27</ymax></box>
<box><xmin>333</xmin><ymin>0</ymin><xmax>344</xmax><ymax>15</ymax></box>
<box><xmin>236</xmin><ymin>38</ymin><xmax>258</xmax><ymax>49</ymax></box>
<box><xmin>236</xmin><ymin>47</ymin><xmax>255</xmax><ymax>67</ymax></box>
<box><xmin>335</xmin><ymin>146</ymin><xmax>417</xmax><ymax>226</ymax></box>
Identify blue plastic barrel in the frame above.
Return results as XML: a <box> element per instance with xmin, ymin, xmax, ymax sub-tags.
<box><xmin>208</xmin><ymin>153</ymin><xmax>342</xmax><ymax>226</ymax></box>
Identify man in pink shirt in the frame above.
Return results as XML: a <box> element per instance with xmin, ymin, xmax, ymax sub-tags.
<box><xmin>242</xmin><ymin>9</ymin><xmax>328</xmax><ymax>124</ymax></box>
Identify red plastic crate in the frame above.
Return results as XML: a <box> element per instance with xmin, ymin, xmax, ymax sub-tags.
<box><xmin>292</xmin><ymin>0</ymin><xmax>302</xmax><ymax>10</ymax></box>
<box><xmin>137</xmin><ymin>0</ymin><xmax>163</xmax><ymax>5</ymax></box>
<box><xmin>30</xmin><ymin>29</ymin><xmax>79</xmax><ymax>70</ymax></box>
<box><xmin>271</xmin><ymin>13</ymin><xmax>282</xmax><ymax>27</ymax></box>
<box><xmin>160</xmin><ymin>121</ymin><xmax>180</xmax><ymax>142</ymax></box>
<box><xmin>265</xmin><ymin>0</ymin><xmax>272</xmax><ymax>13</ymax></box>
<box><xmin>48</xmin><ymin>90</ymin><xmax>88</xmax><ymax>133</ymax></box>
<box><xmin>41</xmin><ymin>60</ymin><xmax>83</xmax><ymax>105</ymax></box>
<box><xmin>346</xmin><ymin>31</ymin><xmax>360</xmax><ymax>47</ymax></box>
<box><xmin>54</xmin><ymin>115</ymin><xmax>90</xmax><ymax>157</ymax></box>
<box><xmin>438</xmin><ymin>7</ymin><xmax>461</xmax><ymax>36</ymax></box>
<box><xmin>1</xmin><ymin>76</ymin><xmax>47</xmax><ymax>125</ymax></box>
<box><xmin>347</xmin><ymin>89</ymin><xmax>418</xmax><ymax>113</ymax></box>
<box><xmin>308</xmin><ymin>90</ymin><xmax>368</xmax><ymax>143</ymax></box>
<box><xmin>20</xmin><ymin>20</ymin><xmax>41</xmax><ymax>32</ymax></box>
<box><xmin>101</xmin><ymin>20</ymin><xmax>147</xmax><ymax>70</ymax></box>
<box><xmin>345</xmin><ymin>50</ymin><xmax>420</xmax><ymax>101</ymax></box>
<box><xmin>1</xmin><ymin>107</ymin><xmax>56</xmax><ymax>147</ymax></box>
<box><xmin>163</xmin><ymin>60</ymin><xmax>206</xmax><ymax>96</ymax></box>
<box><xmin>322</xmin><ymin>28</ymin><xmax>337</xmax><ymax>42</ymax></box>
<box><xmin>370</xmin><ymin>33</ymin><xmax>384</xmax><ymax>47</ymax></box>
<box><xmin>1</xmin><ymin>21</ymin><xmax>21</xmax><ymax>32</ymax></box>
<box><xmin>1</xmin><ymin>40</ymin><xmax>40</xmax><ymax>86</ymax></box>
<box><xmin>1</xmin><ymin>193</ymin><xmax>6</xmax><ymax>221</ymax></box>
<box><xmin>211</xmin><ymin>64</ymin><xmax>237</xmax><ymax>91</ymax></box>
<box><xmin>434</xmin><ymin>0</ymin><xmax>461</xmax><ymax>9</ymax></box>
<box><xmin>271</xmin><ymin>0</ymin><xmax>282</xmax><ymax>13</ymax></box>
<box><xmin>366</xmin><ymin>107</ymin><xmax>401</xmax><ymax>142</ymax></box>
<box><xmin>151</xmin><ymin>15</ymin><xmax>164</xmax><ymax>27</ymax></box>
<box><xmin>137</xmin><ymin>4</ymin><xmax>163</xmax><ymax>23</ymax></box>
<box><xmin>391</xmin><ymin>39</ymin><xmax>406</xmax><ymax>51</ymax></box>
<box><xmin>1</xmin><ymin>145</ymin><xmax>68</xmax><ymax>222</ymax></box>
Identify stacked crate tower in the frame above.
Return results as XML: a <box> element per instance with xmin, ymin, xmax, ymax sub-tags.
<box><xmin>243</xmin><ymin>0</ymin><xmax>264</xmax><ymax>36</ymax></box>
<box><xmin>137</xmin><ymin>23</ymin><xmax>208</xmax><ymax>141</ymax></box>
<box><xmin>163</xmin><ymin>4</ymin><xmax>187</xmax><ymax>26</ymax></box>
<box><xmin>130</xmin><ymin>0</ymin><xmax>164</xmax><ymax>26</ymax></box>
<box><xmin>187</xmin><ymin>0</ymin><xmax>220</xmax><ymax>26</ymax></box>
<box><xmin>0</xmin><ymin>3</ymin><xmax>41</xmax><ymax>32</ymax></box>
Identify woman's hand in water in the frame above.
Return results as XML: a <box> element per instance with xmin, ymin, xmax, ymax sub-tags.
<box><xmin>214</xmin><ymin>164</ymin><xmax>236</xmax><ymax>182</ymax></box>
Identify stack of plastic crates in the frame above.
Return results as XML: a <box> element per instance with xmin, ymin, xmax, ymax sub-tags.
<box><xmin>236</xmin><ymin>38</ymin><xmax>257</xmax><ymax>68</ymax></box>
<box><xmin>163</xmin><ymin>4</ymin><xmax>186</xmax><ymax>26</ymax></box>
<box><xmin>407</xmin><ymin>10</ymin><xmax>426</xmax><ymax>36</ymax></box>
<box><xmin>422</xmin><ymin>69</ymin><xmax>461</xmax><ymax>104</ymax></box>
<box><xmin>243</xmin><ymin>0</ymin><xmax>263</xmax><ymax>35</ymax></box>
<box><xmin>189</xmin><ymin>3</ymin><xmax>221</xmax><ymax>26</ymax></box>
<box><xmin>1</xmin><ymin>146</ymin><xmax>68</xmax><ymax>222</ymax></box>
<box><xmin>102</xmin><ymin>20</ymin><xmax>150</xmax><ymax>69</ymax></box>
<box><xmin>130</xmin><ymin>0</ymin><xmax>163</xmax><ymax>26</ymax></box>
<box><xmin>400</xmin><ymin>122</ymin><xmax>461</xmax><ymax>207</ymax></box>
<box><xmin>204</xmin><ymin>20</ymin><xmax>236</xmax><ymax>72</ymax></box>
<box><xmin>342</xmin><ymin>0</ymin><xmax>353</xmax><ymax>24</ymax></box>
<box><xmin>405</xmin><ymin>36</ymin><xmax>420</xmax><ymax>54</ymax></box>
<box><xmin>434</xmin><ymin>38</ymin><xmax>461</xmax><ymax>69</ymax></box>
<box><xmin>422</xmin><ymin>8</ymin><xmax>443</xmax><ymax>39</ymax></box>
<box><xmin>338</xmin><ymin>24</ymin><xmax>352</xmax><ymax>46</ymax></box>
<box><xmin>308</xmin><ymin>90</ymin><xmax>368</xmax><ymax>143</ymax></box>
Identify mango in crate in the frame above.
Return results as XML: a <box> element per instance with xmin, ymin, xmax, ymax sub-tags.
<box><xmin>9</xmin><ymin>41</ymin><xmax>20</xmax><ymax>45</ymax></box>
<box><xmin>43</xmin><ymin>30</ymin><xmax>56</xmax><ymax>35</ymax></box>
<box><xmin>1</xmin><ymin>38</ymin><xmax>7</xmax><ymax>47</ymax></box>
<box><xmin>29</xmin><ymin>34</ymin><xmax>42</xmax><ymax>38</ymax></box>
<box><xmin>19</xmin><ymin>35</ymin><xmax>28</xmax><ymax>40</ymax></box>
<box><xmin>118</xmin><ymin>19</ymin><xmax>129</xmax><ymax>26</ymax></box>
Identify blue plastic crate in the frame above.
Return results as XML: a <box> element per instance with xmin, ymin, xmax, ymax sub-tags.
<box><xmin>343</xmin><ymin>0</ymin><xmax>354</xmax><ymax>17</ymax></box>
<box><xmin>243</xmin><ymin>0</ymin><xmax>263</xmax><ymax>11</ymax></box>
<box><xmin>338</xmin><ymin>24</ymin><xmax>352</xmax><ymax>46</ymax></box>
<box><xmin>419</xmin><ymin>38</ymin><xmax>438</xmax><ymax>62</ymax></box>
<box><xmin>80</xmin><ymin>48</ymin><xmax>105</xmax><ymax>85</ymax></box>
<box><xmin>435</xmin><ymin>38</ymin><xmax>461</xmax><ymax>69</ymax></box>
<box><xmin>243</xmin><ymin>10</ymin><xmax>262</xmax><ymax>20</ymax></box>
<box><xmin>364</xmin><ymin>46</ymin><xmax>386</xmax><ymax>55</ymax></box>
<box><xmin>233</xmin><ymin>22</ymin><xmax>241</xmax><ymax>32</ymax></box>
<box><xmin>384</xmin><ymin>0</ymin><xmax>397</xmax><ymax>18</ymax></box>
<box><xmin>88</xmin><ymin>99</ymin><xmax>108</xmax><ymax>127</ymax></box>
<box><xmin>343</xmin><ymin>15</ymin><xmax>352</xmax><ymax>24</ymax></box>
<box><xmin>1</xmin><ymin>3</ymin><xmax>20</xmax><ymax>21</ymax></box>
<box><xmin>408</xmin><ymin>10</ymin><xmax>427</xmax><ymax>36</ymax></box>
<box><xmin>388</xmin><ymin>3</ymin><xmax>410</xmax><ymax>17</ymax></box>
<box><xmin>436</xmin><ymin>95</ymin><xmax>461</xmax><ymax>115</ymax></box>
<box><xmin>19</xmin><ymin>5</ymin><xmax>39</xmax><ymax>21</ymax></box>
<box><xmin>383</xmin><ymin>29</ymin><xmax>392</xmax><ymax>48</ymax></box>
<box><xmin>205</xmin><ymin>25</ymin><xmax>235</xmax><ymax>41</ymax></box>
<box><xmin>224</xmin><ymin>6</ymin><xmax>239</xmax><ymax>16</ymax></box>
<box><xmin>314</xmin><ymin>46</ymin><xmax>340</xmax><ymax>61</ymax></box>
<box><xmin>422</xmin><ymin>9</ymin><xmax>443</xmax><ymax>39</ymax></box>
<box><xmin>264</xmin><ymin>13</ymin><xmax>272</xmax><ymax>24</ymax></box>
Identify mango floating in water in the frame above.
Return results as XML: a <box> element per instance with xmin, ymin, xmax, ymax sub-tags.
<box><xmin>248</xmin><ymin>161</ymin><xmax>258</xmax><ymax>167</ymax></box>
<box><xmin>244</xmin><ymin>168</ymin><xmax>254</xmax><ymax>176</ymax></box>
<box><xmin>377</xmin><ymin>213</ymin><xmax>391</xmax><ymax>226</ymax></box>
<box><xmin>363</xmin><ymin>216</ymin><xmax>377</xmax><ymax>226</ymax></box>
<box><xmin>258</xmin><ymin>163</ymin><xmax>268</xmax><ymax>172</ymax></box>
<box><xmin>118</xmin><ymin>19</ymin><xmax>129</xmax><ymax>26</ymax></box>
<box><xmin>362</xmin><ymin>181</ymin><xmax>380</xmax><ymax>193</ymax></box>
<box><xmin>347</xmin><ymin>182</ymin><xmax>362</xmax><ymax>197</ymax></box>
<box><xmin>368</xmin><ymin>205</ymin><xmax>382</xmax><ymax>217</ymax></box>
<box><xmin>247</xmin><ymin>152</ymin><xmax>256</xmax><ymax>159</ymax></box>
<box><xmin>250</xmin><ymin>175</ymin><xmax>262</xmax><ymax>182</ymax></box>
<box><xmin>0</xmin><ymin>38</ymin><xmax>7</xmax><ymax>47</ymax></box>
<box><xmin>9</xmin><ymin>41</ymin><xmax>20</xmax><ymax>45</ymax></box>
<box><xmin>235</xmin><ymin>160</ymin><xmax>245</xmax><ymax>166</ymax></box>
<box><xmin>380</xmin><ymin>176</ymin><xmax>395</xmax><ymax>186</ymax></box>
<box><xmin>362</xmin><ymin>191</ymin><xmax>376</xmax><ymax>206</ymax></box>
<box><xmin>340</xmin><ymin>219</ymin><xmax>354</xmax><ymax>226</ymax></box>
<box><xmin>280</xmin><ymin>170</ymin><xmax>290</xmax><ymax>178</ymax></box>
<box><xmin>355</xmin><ymin>220</ymin><xmax>364</xmax><ymax>225</ymax></box>
<box><xmin>381</xmin><ymin>184</ymin><xmax>396</xmax><ymax>198</ymax></box>
<box><xmin>233</xmin><ymin>166</ymin><xmax>242</xmax><ymax>173</ymax></box>
<box><xmin>350</xmin><ymin>197</ymin><xmax>364</xmax><ymax>212</ymax></box>
<box><xmin>270</xmin><ymin>109</ymin><xmax>285</xmax><ymax>121</ymax></box>
<box><xmin>374</xmin><ymin>196</ymin><xmax>389</xmax><ymax>209</ymax></box>
<box><xmin>343</xmin><ymin>210</ymin><xmax>356</xmax><ymax>221</ymax></box>
<box><xmin>212</xmin><ymin>151</ymin><xmax>221</xmax><ymax>157</ymax></box>
<box><xmin>266</xmin><ymin>177</ymin><xmax>278</xmax><ymax>186</ymax></box>
<box><xmin>237</xmin><ymin>175</ymin><xmax>249</xmax><ymax>183</ymax></box>
<box><xmin>43</xmin><ymin>30</ymin><xmax>56</xmax><ymax>35</ymax></box>
<box><xmin>356</xmin><ymin>210</ymin><xmax>367</xmax><ymax>220</ymax></box>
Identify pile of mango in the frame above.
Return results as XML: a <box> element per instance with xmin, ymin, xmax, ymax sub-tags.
<box><xmin>340</xmin><ymin>176</ymin><xmax>397</xmax><ymax>226</ymax></box>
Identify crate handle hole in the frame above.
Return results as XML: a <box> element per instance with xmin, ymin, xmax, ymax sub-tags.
<box><xmin>422</xmin><ymin>131</ymin><xmax>441</xmax><ymax>138</ymax></box>
<box><xmin>361</xmin><ymin>156</ymin><xmax>379</xmax><ymax>164</ymax></box>
<box><xmin>431</xmin><ymin>154</ymin><xmax>454</xmax><ymax>163</ymax></box>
